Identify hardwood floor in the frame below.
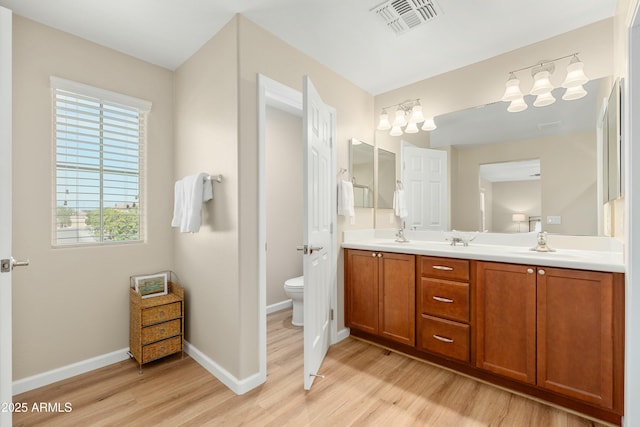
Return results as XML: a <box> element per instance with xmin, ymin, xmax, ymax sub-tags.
<box><xmin>13</xmin><ymin>309</ymin><xmax>610</xmax><ymax>426</ymax></box>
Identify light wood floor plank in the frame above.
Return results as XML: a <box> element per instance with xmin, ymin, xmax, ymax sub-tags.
<box><xmin>13</xmin><ymin>309</ymin><xmax>610</xmax><ymax>426</ymax></box>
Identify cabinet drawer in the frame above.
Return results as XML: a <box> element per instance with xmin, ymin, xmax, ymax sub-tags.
<box><xmin>142</xmin><ymin>319</ymin><xmax>181</xmax><ymax>345</ymax></box>
<box><xmin>419</xmin><ymin>315</ymin><xmax>469</xmax><ymax>362</ymax></box>
<box><xmin>421</xmin><ymin>257</ymin><xmax>469</xmax><ymax>281</ymax></box>
<box><xmin>420</xmin><ymin>278</ymin><xmax>469</xmax><ymax>323</ymax></box>
<box><xmin>142</xmin><ymin>302</ymin><xmax>181</xmax><ymax>326</ymax></box>
<box><xmin>142</xmin><ymin>336</ymin><xmax>182</xmax><ymax>363</ymax></box>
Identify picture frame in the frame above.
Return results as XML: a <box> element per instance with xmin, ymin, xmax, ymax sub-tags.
<box><xmin>134</xmin><ymin>272</ymin><xmax>168</xmax><ymax>299</ymax></box>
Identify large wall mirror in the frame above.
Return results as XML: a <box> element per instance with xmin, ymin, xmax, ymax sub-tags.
<box><xmin>375</xmin><ymin>76</ymin><xmax>616</xmax><ymax>236</ymax></box>
<box><xmin>349</xmin><ymin>138</ymin><xmax>374</xmax><ymax>208</ymax></box>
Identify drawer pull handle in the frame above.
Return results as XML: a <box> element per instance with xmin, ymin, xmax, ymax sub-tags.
<box><xmin>432</xmin><ymin>265</ymin><xmax>454</xmax><ymax>271</ymax></box>
<box><xmin>159</xmin><ymin>328</ymin><xmax>166</xmax><ymax>335</ymax></box>
<box><xmin>159</xmin><ymin>310</ymin><xmax>165</xmax><ymax>318</ymax></box>
<box><xmin>432</xmin><ymin>296</ymin><xmax>454</xmax><ymax>303</ymax></box>
<box><xmin>433</xmin><ymin>334</ymin><xmax>454</xmax><ymax>343</ymax></box>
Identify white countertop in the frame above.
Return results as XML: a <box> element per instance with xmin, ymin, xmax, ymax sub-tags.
<box><xmin>342</xmin><ymin>230</ymin><xmax>625</xmax><ymax>273</ymax></box>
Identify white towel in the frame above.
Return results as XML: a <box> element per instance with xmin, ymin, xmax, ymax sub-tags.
<box><xmin>338</xmin><ymin>180</ymin><xmax>355</xmax><ymax>223</ymax></box>
<box><xmin>171</xmin><ymin>173</ymin><xmax>213</xmax><ymax>233</ymax></box>
<box><xmin>393</xmin><ymin>189</ymin><xmax>408</xmax><ymax>219</ymax></box>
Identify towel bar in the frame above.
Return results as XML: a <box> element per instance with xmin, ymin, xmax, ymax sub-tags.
<box><xmin>206</xmin><ymin>174</ymin><xmax>223</xmax><ymax>183</ymax></box>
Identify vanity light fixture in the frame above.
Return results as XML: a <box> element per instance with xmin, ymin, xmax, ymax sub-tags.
<box><xmin>376</xmin><ymin>99</ymin><xmax>436</xmax><ymax>136</ymax></box>
<box><xmin>501</xmin><ymin>53</ymin><xmax>589</xmax><ymax>112</ymax></box>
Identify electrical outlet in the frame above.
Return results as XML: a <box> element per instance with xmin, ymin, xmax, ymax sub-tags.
<box><xmin>546</xmin><ymin>215</ymin><xmax>562</xmax><ymax>225</ymax></box>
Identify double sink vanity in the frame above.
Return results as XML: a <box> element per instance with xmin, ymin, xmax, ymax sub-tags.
<box><xmin>342</xmin><ymin>229</ymin><xmax>625</xmax><ymax>424</ymax></box>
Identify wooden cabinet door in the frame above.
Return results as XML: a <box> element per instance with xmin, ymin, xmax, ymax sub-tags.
<box><xmin>345</xmin><ymin>250</ymin><xmax>379</xmax><ymax>334</ymax></box>
<box><xmin>537</xmin><ymin>267</ymin><xmax>614</xmax><ymax>408</ymax></box>
<box><xmin>379</xmin><ymin>252</ymin><xmax>415</xmax><ymax>346</ymax></box>
<box><xmin>476</xmin><ymin>262</ymin><xmax>536</xmax><ymax>384</ymax></box>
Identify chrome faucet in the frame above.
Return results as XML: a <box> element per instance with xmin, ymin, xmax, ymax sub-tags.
<box><xmin>531</xmin><ymin>231</ymin><xmax>555</xmax><ymax>252</ymax></box>
<box><xmin>395</xmin><ymin>228</ymin><xmax>409</xmax><ymax>243</ymax></box>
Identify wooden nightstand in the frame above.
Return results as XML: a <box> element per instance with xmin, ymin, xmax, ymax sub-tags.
<box><xmin>129</xmin><ymin>281</ymin><xmax>184</xmax><ymax>373</ymax></box>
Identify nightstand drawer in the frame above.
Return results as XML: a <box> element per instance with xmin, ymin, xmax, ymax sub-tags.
<box><xmin>142</xmin><ymin>302</ymin><xmax>181</xmax><ymax>326</ymax></box>
<box><xmin>142</xmin><ymin>336</ymin><xmax>182</xmax><ymax>363</ymax></box>
<box><xmin>419</xmin><ymin>315</ymin><xmax>469</xmax><ymax>362</ymax></box>
<box><xmin>142</xmin><ymin>319</ymin><xmax>181</xmax><ymax>344</ymax></box>
<box><xmin>421</xmin><ymin>257</ymin><xmax>469</xmax><ymax>281</ymax></box>
<box><xmin>421</xmin><ymin>278</ymin><xmax>469</xmax><ymax>322</ymax></box>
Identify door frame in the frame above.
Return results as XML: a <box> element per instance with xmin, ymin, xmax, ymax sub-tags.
<box><xmin>0</xmin><ymin>6</ymin><xmax>12</xmax><ymax>427</ymax></box>
<box><xmin>257</xmin><ymin>74</ymin><xmax>338</xmax><ymax>382</ymax></box>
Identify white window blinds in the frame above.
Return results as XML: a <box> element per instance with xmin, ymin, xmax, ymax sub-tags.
<box><xmin>51</xmin><ymin>77</ymin><xmax>151</xmax><ymax>246</ymax></box>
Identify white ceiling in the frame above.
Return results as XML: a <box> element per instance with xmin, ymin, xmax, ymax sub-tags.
<box><xmin>0</xmin><ymin>0</ymin><xmax>616</xmax><ymax>95</ymax></box>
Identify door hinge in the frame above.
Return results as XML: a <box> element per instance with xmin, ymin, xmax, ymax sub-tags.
<box><xmin>330</xmin><ymin>222</ymin><xmax>334</xmax><ymax>234</ymax></box>
<box><xmin>330</xmin><ymin>308</ymin><xmax>334</xmax><ymax>320</ymax></box>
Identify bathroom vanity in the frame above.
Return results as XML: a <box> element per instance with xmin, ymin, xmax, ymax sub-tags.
<box><xmin>342</xmin><ymin>231</ymin><xmax>625</xmax><ymax>424</ymax></box>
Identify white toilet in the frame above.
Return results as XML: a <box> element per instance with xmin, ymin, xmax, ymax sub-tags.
<box><xmin>284</xmin><ymin>276</ymin><xmax>304</xmax><ymax>326</ymax></box>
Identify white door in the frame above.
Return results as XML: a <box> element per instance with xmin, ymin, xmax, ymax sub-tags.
<box><xmin>302</xmin><ymin>76</ymin><xmax>334</xmax><ymax>390</ymax></box>
<box><xmin>402</xmin><ymin>144</ymin><xmax>448</xmax><ymax>230</ymax></box>
<box><xmin>0</xmin><ymin>7</ymin><xmax>12</xmax><ymax>427</ymax></box>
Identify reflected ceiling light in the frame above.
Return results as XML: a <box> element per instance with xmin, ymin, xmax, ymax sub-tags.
<box><xmin>500</xmin><ymin>52</ymin><xmax>588</xmax><ymax>112</ymax></box>
<box><xmin>507</xmin><ymin>97</ymin><xmax>528</xmax><ymax>113</ymax></box>
<box><xmin>533</xmin><ymin>91</ymin><xmax>556</xmax><ymax>107</ymax></box>
<box><xmin>562</xmin><ymin>84</ymin><xmax>587</xmax><ymax>101</ymax></box>
<box><xmin>421</xmin><ymin>117</ymin><xmax>437</xmax><ymax>131</ymax></box>
<box><xmin>376</xmin><ymin>98</ymin><xmax>436</xmax><ymax>136</ymax></box>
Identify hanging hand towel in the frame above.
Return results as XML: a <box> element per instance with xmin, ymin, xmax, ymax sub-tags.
<box><xmin>393</xmin><ymin>189</ymin><xmax>408</xmax><ymax>219</ymax></box>
<box><xmin>338</xmin><ymin>180</ymin><xmax>355</xmax><ymax>224</ymax></box>
<box><xmin>171</xmin><ymin>173</ymin><xmax>213</xmax><ymax>233</ymax></box>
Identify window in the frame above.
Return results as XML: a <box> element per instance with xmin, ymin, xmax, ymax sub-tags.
<box><xmin>51</xmin><ymin>77</ymin><xmax>151</xmax><ymax>246</ymax></box>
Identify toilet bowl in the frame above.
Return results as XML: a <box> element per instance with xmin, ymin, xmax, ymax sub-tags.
<box><xmin>284</xmin><ymin>275</ymin><xmax>304</xmax><ymax>326</ymax></box>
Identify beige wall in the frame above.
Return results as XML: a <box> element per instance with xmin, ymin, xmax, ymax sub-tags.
<box><xmin>173</xmin><ymin>19</ymin><xmax>241</xmax><ymax>375</ymax></box>
<box><xmin>11</xmin><ymin>16</ymin><xmax>174</xmax><ymax>379</ymax></box>
<box><xmin>452</xmin><ymin>131</ymin><xmax>597</xmax><ymax>235</ymax></box>
<box><xmin>266</xmin><ymin>107</ymin><xmax>303</xmax><ymax>306</ymax></box>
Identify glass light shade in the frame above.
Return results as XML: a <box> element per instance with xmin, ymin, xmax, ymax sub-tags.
<box><xmin>409</xmin><ymin>104</ymin><xmax>425</xmax><ymax>123</ymax></box>
<box><xmin>562</xmin><ymin>85</ymin><xmax>587</xmax><ymax>101</ymax></box>
<box><xmin>392</xmin><ymin>109</ymin><xmax>407</xmax><ymax>127</ymax></box>
<box><xmin>562</xmin><ymin>59</ymin><xmax>588</xmax><ymax>88</ymax></box>
<box><xmin>390</xmin><ymin>125</ymin><xmax>403</xmax><ymax>136</ymax></box>
<box><xmin>530</xmin><ymin>70</ymin><xmax>553</xmax><ymax>95</ymax></box>
<box><xmin>533</xmin><ymin>91</ymin><xmax>556</xmax><ymax>107</ymax></box>
<box><xmin>507</xmin><ymin>97</ymin><xmax>528</xmax><ymax>113</ymax></box>
<box><xmin>501</xmin><ymin>75</ymin><xmax>524</xmax><ymax>102</ymax></box>
<box><xmin>377</xmin><ymin>111</ymin><xmax>391</xmax><ymax>130</ymax></box>
<box><xmin>404</xmin><ymin>122</ymin><xmax>419</xmax><ymax>133</ymax></box>
<box><xmin>421</xmin><ymin>117</ymin><xmax>436</xmax><ymax>131</ymax></box>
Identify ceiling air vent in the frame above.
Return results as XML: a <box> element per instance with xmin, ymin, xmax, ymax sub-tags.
<box><xmin>372</xmin><ymin>0</ymin><xmax>443</xmax><ymax>35</ymax></box>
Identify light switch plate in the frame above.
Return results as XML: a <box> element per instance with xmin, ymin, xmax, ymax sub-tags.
<box><xmin>546</xmin><ymin>215</ymin><xmax>562</xmax><ymax>225</ymax></box>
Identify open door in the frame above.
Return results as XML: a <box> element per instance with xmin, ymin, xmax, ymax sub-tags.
<box><xmin>0</xmin><ymin>7</ymin><xmax>12</xmax><ymax>427</ymax></box>
<box><xmin>302</xmin><ymin>76</ymin><xmax>335</xmax><ymax>390</ymax></box>
<box><xmin>402</xmin><ymin>144</ymin><xmax>448</xmax><ymax>230</ymax></box>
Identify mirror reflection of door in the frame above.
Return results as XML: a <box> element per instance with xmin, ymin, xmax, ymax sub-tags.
<box><xmin>479</xmin><ymin>159</ymin><xmax>541</xmax><ymax>233</ymax></box>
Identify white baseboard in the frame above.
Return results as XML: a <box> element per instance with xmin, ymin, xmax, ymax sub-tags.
<box><xmin>12</xmin><ymin>348</ymin><xmax>130</xmax><ymax>395</ymax></box>
<box><xmin>267</xmin><ymin>299</ymin><xmax>292</xmax><ymax>314</ymax></box>
<box><xmin>335</xmin><ymin>327</ymin><xmax>350</xmax><ymax>344</ymax></box>
<box><xmin>184</xmin><ymin>341</ymin><xmax>265</xmax><ymax>395</ymax></box>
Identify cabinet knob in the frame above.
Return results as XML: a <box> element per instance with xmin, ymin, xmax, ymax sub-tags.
<box><xmin>377</xmin><ymin>253</ymin><xmax>382</xmax><ymax>258</ymax></box>
<box><xmin>371</xmin><ymin>253</ymin><xmax>376</xmax><ymax>257</ymax></box>
<box><xmin>538</xmin><ymin>269</ymin><xmax>546</xmax><ymax>275</ymax></box>
<box><xmin>527</xmin><ymin>268</ymin><xmax>534</xmax><ymax>274</ymax></box>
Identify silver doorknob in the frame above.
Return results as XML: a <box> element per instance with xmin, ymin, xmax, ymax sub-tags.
<box><xmin>1</xmin><ymin>257</ymin><xmax>30</xmax><ymax>273</ymax></box>
<box><xmin>309</xmin><ymin>246</ymin><xmax>323</xmax><ymax>254</ymax></box>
